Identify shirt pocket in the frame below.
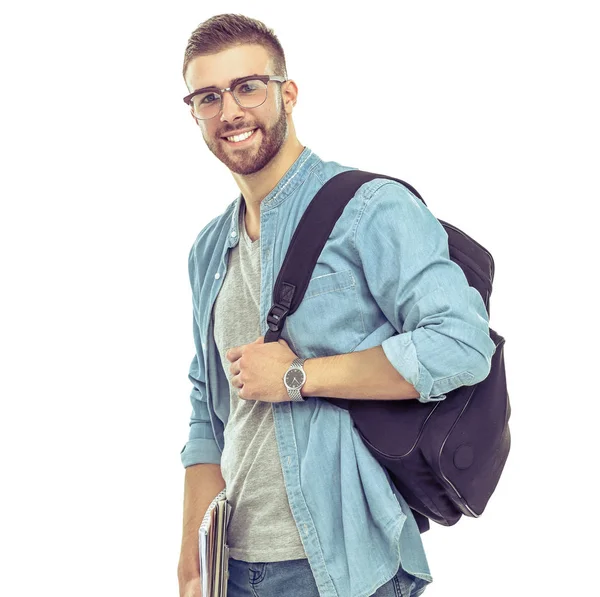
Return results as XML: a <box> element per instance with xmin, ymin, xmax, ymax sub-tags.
<box><xmin>285</xmin><ymin>269</ymin><xmax>366</xmax><ymax>357</ymax></box>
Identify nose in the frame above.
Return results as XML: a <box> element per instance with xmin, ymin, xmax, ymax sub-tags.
<box><xmin>219</xmin><ymin>90</ymin><xmax>245</xmax><ymax>123</ymax></box>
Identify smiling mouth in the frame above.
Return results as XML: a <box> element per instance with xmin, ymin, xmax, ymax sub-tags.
<box><xmin>222</xmin><ymin>128</ymin><xmax>258</xmax><ymax>144</ymax></box>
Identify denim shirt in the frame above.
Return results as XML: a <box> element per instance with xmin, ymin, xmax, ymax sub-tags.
<box><xmin>180</xmin><ymin>147</ymin><xmax>496</xmax><ymax>597</ymax></box>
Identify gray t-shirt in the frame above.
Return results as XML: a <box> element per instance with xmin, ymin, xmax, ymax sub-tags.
<box><xmin>212</xmin><ymin>201</ymin><xmax>306</xmax><ymax>562</ymax></box>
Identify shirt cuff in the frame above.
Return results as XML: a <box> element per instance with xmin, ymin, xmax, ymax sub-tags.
<box><xmin>381</xmin><ymin>332</ymin><xmax>447</xmax><ymax>403</ymax></box>
<box><xmin>180</xmin><ymin>438</ymin><xmax>222</xmax><ymax>468</ymax></box>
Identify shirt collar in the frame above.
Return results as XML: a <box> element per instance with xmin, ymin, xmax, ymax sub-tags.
<box><xmin>227</xmin><ymin>147</ymin><xmax>319</xmax><ymax>247</ymax></box>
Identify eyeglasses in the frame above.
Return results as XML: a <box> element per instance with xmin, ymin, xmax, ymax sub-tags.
<box><xmin>183</xmin><ymin>75</ymin><xmax>287</xmax><ymax>120</ymax></box>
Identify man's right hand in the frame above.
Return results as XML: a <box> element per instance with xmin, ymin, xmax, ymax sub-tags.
<box><xmin>178</xmin><ymin>464</ymin><xmax>225</xmax><ymax>597</ymax></box>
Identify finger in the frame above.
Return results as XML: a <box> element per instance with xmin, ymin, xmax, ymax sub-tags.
<box><xmin>231</xmin><ymin>372</ymin><xmax>242</xmax><ymax>389</ymax></box>
<box><xmin>226</xmin><ymin>346</ymin><xmax>240</xmax><ymax>362</ymax></box>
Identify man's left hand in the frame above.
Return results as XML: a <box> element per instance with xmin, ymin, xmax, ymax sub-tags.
<box><xmin>225</xmin><ymin>336</ymin><xmax>299</xmax><ymax>403</ymax></box>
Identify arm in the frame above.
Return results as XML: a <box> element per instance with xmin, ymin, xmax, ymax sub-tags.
<box><xmin>177</xmin><ymin>464</ymin><xmax>226</xmax><ymax>593</ymax></box>
<box><xmin>303</xmin><ymin>345</ymin><xmax>420</xmax><ymax>400</ymax></box>
<box><xmin>178</xmin><ymin>245</ymin><xmax>224</xmax><ymax>594</ymax></box>
<box><xmin>305</xmin><ymin>181</ymin><xmax>496</xmax><ymax>403</ymax></box>
<box><xmin>180</xmin><ymin>247</ymin><xmax>223</xmax><ymax>467</ymax></box>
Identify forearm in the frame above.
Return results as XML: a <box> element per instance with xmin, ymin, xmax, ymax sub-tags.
<box><xmin>178</xmin><ymin>463</ymin><xmax>226</xmax><ymax>585</ymax></box>
<box><xmin>302</xmin><ymin>345</ymin><xmax>420</xmax><ymax>400</ymax></box>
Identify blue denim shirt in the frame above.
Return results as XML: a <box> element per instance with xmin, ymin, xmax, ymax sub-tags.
<box><xmin>180</xmin><ymin>147</ymin><xmax>496</xmax><ymax>597</ymax></box>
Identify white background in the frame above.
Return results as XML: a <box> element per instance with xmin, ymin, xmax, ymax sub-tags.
<box><xmin>1</xmin><ymin>1</ymin><xmax>598</xmax><ymax>596</ymax></box>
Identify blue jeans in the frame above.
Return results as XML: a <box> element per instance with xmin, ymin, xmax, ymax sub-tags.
<box><xmin>227</xmin><ymin>557</ymin><xmax>427</xmax><ymax>597</ymax></box>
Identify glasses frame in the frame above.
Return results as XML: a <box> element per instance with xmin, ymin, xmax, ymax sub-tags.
<box><xmin>183</xmin><ymin>75</ymin><xmax>287</xmax><ymax>120</ymax></box>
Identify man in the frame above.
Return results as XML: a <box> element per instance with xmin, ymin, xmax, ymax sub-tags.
<box><xmin>177</xmin><ymin>14</ymin><xmax>495</xmax><ymax>597</ymax></box>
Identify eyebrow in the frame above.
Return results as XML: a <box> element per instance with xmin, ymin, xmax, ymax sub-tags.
<box><xmin>193</xmin><ymin>73</ymin><xmax>263</xmax><ymax>95</ymax></box>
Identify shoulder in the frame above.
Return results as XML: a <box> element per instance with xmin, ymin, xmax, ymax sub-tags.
<box><xmin>309</xmin><ymin>159</ymin><xmax>427</xmax><ymax>214</ymax></box>
<box><xmin>309</xmin><ymin>153</ymin><xmax>358</xmax><ymax>187</ymax></box>
<box><xmin>359</xmin><ymin>177</ymin><xmax>424</xmax><ymax>208</ymax></box>
<box><xmin>188</xmin><ymin>196</ymin><xmax>239</xmax><ymax>277</ymax></box>
<box><xmin>350</xmin><ymin>176</ymin><xmax>448</xmax><ymax>254</ymax></box>
<box><xmin>189</xmin><ymin>197</ymin><xmax>239</xmax><ymax>257</ymax></box>
<box><xmin>355</xmin><ymin>177</ymin><xmax>438</xmax><ymax>226</ymax></box>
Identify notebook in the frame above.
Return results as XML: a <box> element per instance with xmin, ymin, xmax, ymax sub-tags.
<box><xmin>199</xmin><ymin>489</ymin><xmax>232</xmax><ymax>597</ymax></box>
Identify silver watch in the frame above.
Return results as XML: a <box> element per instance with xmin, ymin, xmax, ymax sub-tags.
<box><xmin>283</xmin><ymin>357</ymin><xmax>307</xmax><ymax>402</ymax></box>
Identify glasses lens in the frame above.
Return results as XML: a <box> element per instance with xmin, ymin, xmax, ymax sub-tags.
<box><xmin>189</xmin><ymin>79</ymin><xmax>270</xmax><ymax>119</ymax></box>
<box><xmin>191</xmin><ymin>91</ymin><xmax>221</xmax><ymax>120</ymax></box>
<box><xmin>233</xmin><ymin>79</ymin><xmax>268</xmax><ymax>108</ymax></box>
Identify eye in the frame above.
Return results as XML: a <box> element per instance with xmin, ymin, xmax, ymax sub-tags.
<box><xmin>237</xmin><ymin>80</ymin><xmax>261</xmax><ymax>94</ymax></box>
<box><xmin>199</xmin><ymin>93</ymin><xmax>219</xmax><ymax>104</ymax></box>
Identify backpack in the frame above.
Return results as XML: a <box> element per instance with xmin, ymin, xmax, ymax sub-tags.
<box><xmin>264</xmin><ymin>169</ymin><xmax>511</xmax><ymax>533</ymax></box>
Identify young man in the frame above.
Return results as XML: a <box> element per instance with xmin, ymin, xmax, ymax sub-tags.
<box><xmin>177</xmin><ymin>14</ymin><xmax>496</xmax><ymax>597</ymax></box>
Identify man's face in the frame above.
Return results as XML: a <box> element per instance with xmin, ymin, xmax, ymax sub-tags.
<box><xmin>185</xmin><ymin>44</ymin><xmax>288</xmax><ymax>176</ymax></box>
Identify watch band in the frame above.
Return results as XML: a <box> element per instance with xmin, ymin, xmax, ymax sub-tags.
<box><xmin>286</xmin><ymin>357</ymin><xmax>307</xmax><ymax>402</ymax></box>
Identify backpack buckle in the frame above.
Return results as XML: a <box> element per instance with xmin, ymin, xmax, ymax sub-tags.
<box><xmin>267</xmin><ymin>304</ymin><xmax>290</xmax><ymax>332</ymax></box>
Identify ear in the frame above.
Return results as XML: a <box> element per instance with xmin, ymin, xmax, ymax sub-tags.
<box><xmin>282</xmin><ymin>79</ymin><xmax>299</xmax><ymax>114</ymax></box>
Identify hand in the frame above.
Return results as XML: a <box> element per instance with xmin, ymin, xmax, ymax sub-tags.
<box><xmin>226</xmin><ymin>336</ymin><xmax>299</xmax><ymax>403</ymax></box>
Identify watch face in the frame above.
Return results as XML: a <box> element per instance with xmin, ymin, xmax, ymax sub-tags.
<box><xmin>285</xmin><ymin>368</ymin><xmax>305</xmax><ymax>389</ymax></box>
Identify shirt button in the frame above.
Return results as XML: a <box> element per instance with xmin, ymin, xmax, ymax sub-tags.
<box><xmin>231</xmin><ymin>231</ymin><xmax>236</xmax><ymax>237</ymax></box>
<box><xmin>201</xmin><ymin>342</ymin><xmax>206</xmax><ymax>350</ymax></box>
<box><xmin>215</xmin><ymin>272</ymin><xmax>220</xmax><ymax>279</ymax></box>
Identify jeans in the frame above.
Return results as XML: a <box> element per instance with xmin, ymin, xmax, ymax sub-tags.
<box><xmin>227</xmin><ymin>557</ymin><xmax>427</xmax><ymax>597</ymax></box>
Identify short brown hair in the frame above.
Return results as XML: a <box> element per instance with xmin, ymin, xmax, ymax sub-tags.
<box><xmin>182</xmin><ymin>14</ymin><xmax>288</xmax><ymax>81</ymax></box>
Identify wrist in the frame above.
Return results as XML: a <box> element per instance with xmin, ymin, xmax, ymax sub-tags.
<box><xmin>178</xmin><ymin>570</ymin><xmax>200</xmax><ymax>587</ymax></box>
<box><xmin>177</xmin><ymin>555</ymin><xmax>200</xmax><ymax>585</ymax></box>
<box><xmin>301</xmin><ymin>357</ymin><xmax>320</xmax><ymax>397</ymax></box>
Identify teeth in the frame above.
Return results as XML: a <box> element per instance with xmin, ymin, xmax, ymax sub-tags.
<box><xmin>226</xmin><ymin>129</ymin><xmax>256</xmax><ymax>143</ymax></box>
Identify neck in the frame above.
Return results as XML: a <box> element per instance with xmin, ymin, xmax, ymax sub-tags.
<box><xmin>232</xmin><ymin>137</ymin><xmax>305</xmax><ymax>225</ymax></box>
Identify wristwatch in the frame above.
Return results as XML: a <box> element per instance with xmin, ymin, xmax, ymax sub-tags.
<box><xmin>283</xmin><ymin>357</ymin><xmax>307</xmax><ymax>402</ymax></box>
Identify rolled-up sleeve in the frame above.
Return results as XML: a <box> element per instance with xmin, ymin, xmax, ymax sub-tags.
<box><xmin>180</xmin><ymin>247</ymin><xmax>221</xmax><ymax>467</ymax></box>
<box><xmin>354</xmin><ymin>181</ymin><xmax>497</xmax><ymax>403</ymax></box>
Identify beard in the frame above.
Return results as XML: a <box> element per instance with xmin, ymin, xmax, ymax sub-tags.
<box><xmin>203</xmin><ymin>103</ymin><xmax>288</xmax><ymax>176</ymax></box>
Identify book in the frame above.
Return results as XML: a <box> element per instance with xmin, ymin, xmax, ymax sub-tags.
<box><xmin>199</xmin><ymin>489</ymin><xmax>231</xmax><ymax>597</ymax></box>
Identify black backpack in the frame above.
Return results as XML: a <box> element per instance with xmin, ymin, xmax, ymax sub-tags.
<box><xmin>264</xmin><ymin>170</ymin><xmax>511</xmax><ymax>533</ymax></box>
